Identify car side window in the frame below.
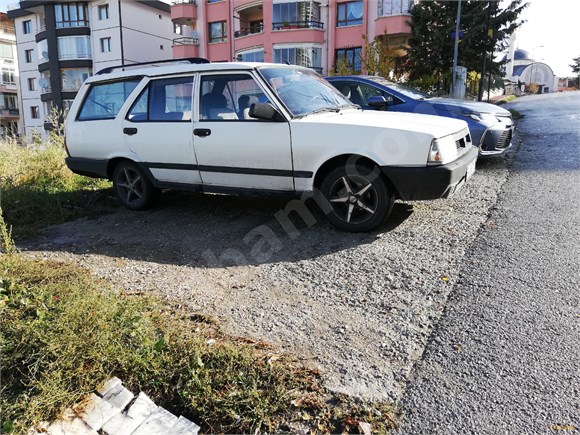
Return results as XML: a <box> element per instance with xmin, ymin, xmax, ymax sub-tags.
<box><xmin>127</xmin><ymin>76</ymin><xmax>193</xmax><ymax>122</ymax></box>
<box><xmin>78</xmin><ymin>78</ymin><xmax>141</xmax><ymax>121</ymax></box>
<box><xmin>199</xmin><ymin>73</ymin><xmax>264</xmax><ymax>121</ymax></box>
<box><xmin>358</xmin><ymin>83</ymin><xmax>403</xmax><ymax>106</ymax></box>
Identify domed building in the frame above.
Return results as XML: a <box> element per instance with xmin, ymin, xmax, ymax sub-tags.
<box><xmin>503</xmin><ymin>34</ymin><xmax>557</xmax><ymax>94</ymax></box>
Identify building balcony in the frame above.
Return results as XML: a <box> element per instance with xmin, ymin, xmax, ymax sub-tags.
<box><xmin>234</xmin><ymin>23</ymin><xmax>263</xmax><ymax>38</ymax></box>
<box><xmin>0</xmin><ymin>83</ymin><xmax>18</xmax><ymax>93</ymax></box>
<box><xmin>272</xmin><ymin>21</ymin><xmax>323</xmax><ymax>31</ymax></box>
<box><xmin>0</xmin><ymin>108</ymin><xmax>19</xmax><ymax>118</ymax></box>
<box><xmin>171</xmin><ymin>0</ymin><xmax>197</xmax><ymax>25</ymax></box>
<box><xmin>375</xmin><ymin>14</ymin><xmax>412</xmax><ymax>38</ymax></box>
<box><xmin>172</xmin><ymin>36</ymin><xmax>200</xmax><ymax>58</ymax></box>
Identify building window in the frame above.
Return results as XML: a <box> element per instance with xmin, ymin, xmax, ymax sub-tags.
<box><xmin>31</xmin><ymin>106</ymin><xmax>40</xmax><ymax>119</ymax></box>
<box><xmin>58</xmin><ymin>36</ymin><xmax>91</xmax><ymax>60</ymax></box>
<box><xmin>237</xmin><ymin>49</ymin><xmax>264</xmax><ymax>63</ymax></box>
<box><xmin>28</xmin><ymin>77</ymin><xmax>36</xmax><ymax>91</ymax></box>
<box><xmin>1</xmin><ymin>43</ymin><xmax>14</xmax><ymax>59</ymax></box>
<box><xmin>37</xmin><ymin>40</ymin><xmax>49</xmax><ymax>62</ymax></box>
<box><xmin>23</xmin><ymin>20</ymin><xmax>32</xmax><ymax>34</ymax></box>
<box><xmin>61</xmin><ymin>67</ymin><xmax>91</xmax><ymax>92</ymax></box>
<box><xmin>0</xmin><ymin>94</ymin><xmax>17</xmax><ymax>110</ymax></box>
<box><xmin>98</xmin><ymin>4</ymin><xmax>109</xmax><ymax>20</ymax></box>
<box><xmin>378</xmin><ymin>0</ymin><xmax>412</xmax><ymax>16</ymax></box>
<box><xmin>100</xmin><ymin>37</ymin><xmax>112</xmax><ymax>53</ymax></box>
<box><xmin>1</xmin><ymin>68</ymin><xmax>15</xmax><ymax>85</ymax></box>
<box><xmin>273</xmin><ymin>46</ymin><xmax>322</xmax><ymax>73</ymax></box>
<box><xmin>174</xmin><ymin>23</ymin><xmax>183</xmax><ymax>35</ymax></box>
<box><xmin>335</xmin><ymin>47</ymin><xmax>362</xmax><ymax>72</ymax></box>
<box><xmin>272</xmin><ymin>1</ymin><xmax>322</xmax><ymax>30</ymax></box>
<box><xmin>209</xmin><ymin>21</ymin><xmax>227</xmax><ymax>43</ymax></box>
<box><xmin>337</xmin><ymin>1</ymin><xmax>364</xmax><ymax>27</ymax></box>
<box><xmin>25</xmin><ymin>49</ymin><xmax>34</xmax><ymax>63</ymax></box>
<box><xmin>54</xmin><ymin>3</ymin><xmax>89</xmax><ymax>28</ymax></box>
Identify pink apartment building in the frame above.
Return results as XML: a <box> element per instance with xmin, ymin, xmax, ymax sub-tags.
<box><xmin>171</xmin><ymin>0</ymin><xmax>414</xmax><ymax>74</ymax></box>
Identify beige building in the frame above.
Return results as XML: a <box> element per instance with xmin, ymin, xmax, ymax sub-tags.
<box><xmin>1</xmin><ymin>12</ymin><xmax>22</xmax><ymax>138</ymax></box>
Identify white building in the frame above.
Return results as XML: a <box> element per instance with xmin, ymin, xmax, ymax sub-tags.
<box><xmin>1</xmin><ymin>12</ymin><xmax>22</xmax><ymax>138</ymax></box>
<box><xmin>8</xmin><ymin>0</ymin><xmax>177</xmax><ymax>139</ymax></box>
<box><xmin>503</xmin><ymin>33</ymin><xmax>557</xmax><ymax>94</ymax></box>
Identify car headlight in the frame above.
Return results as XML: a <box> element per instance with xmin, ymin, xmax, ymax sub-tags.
<box><xmin>465</xmin><ymin>112</ymin><xmax>497</xmax><ymax>124</ymax></box>
<box><xmin>428</xmin><ymin>135</ymin><xmax>457</xmax><ymax>165</ymax></box>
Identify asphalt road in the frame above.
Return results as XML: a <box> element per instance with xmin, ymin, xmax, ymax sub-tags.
<box><xmin>396</xmin><ymin>91</ymin><xmax>580</xmax><ymax>434</ymax></box>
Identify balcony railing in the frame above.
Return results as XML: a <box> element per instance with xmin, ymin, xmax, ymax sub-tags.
<box><xmin>272</xmin><ymin>21</ymin><xmax>324</xmax><ymax>30</ymax></box>
<box><xmin>58</xmin><ymin>54</ymin><xmax>92</xmax><ymax>61</ymax></box>
<box><xmin>172</xmin><ymin>36</ymin><xmax>199</xmax><ymax>46</ymax></box>
<box><xmin>172</xmin><ymin>0</ymin><xmax>196</xmax><ymax>3</ymax></box>
<box><xmin>234</xmin><ymin>24</ymin><xmax>263</xmax><ymax>38</ymax></box>
<box><xmin>61</xmin><ymin>84</ymin><xmax>82</xmax><ymax>92</ymax></box>
<box><xmin>0</xmin><ymin>108</ymin><xmax>19</xmax><ymax>116</ymax></box>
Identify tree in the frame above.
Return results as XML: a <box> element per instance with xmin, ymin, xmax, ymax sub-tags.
<box><xmin>360</xmin><ymin>31</ymin><xmax>406</xmax><ymax>80</ymax></box>
<box><xmin>571</xmin><ymin>55</ymin><xmax>580</xmax><ymax>88</ymax></box>
<box><xmin>406</xmin><ymin>1</ymin><xmax>528</xmax><ymax>86</ymax></box>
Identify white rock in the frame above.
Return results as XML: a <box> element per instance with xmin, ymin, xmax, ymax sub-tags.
<box><xmin>101</xmin><ymin>393</ymin><xmax>157</xmax><ymax>435</ymax></box>
<box><xmin>75</xmin><ymin>393</ymin><xmax>122</xmax><ymax>431</ymax></box>
<box><xmin>46</xmin><ymin>417</ymin><xmax>98</xmax><ymax>435</ymax></box>
<box><xmin>96</xmin><ymin>377</ymin><xmax>122</xmax><ymax>396</ymax></box>
<box><xmin>131</xmin><ymin>407</ymin><xmax>178</xmax><ymax>435</ymax></box>
<box><xmin>102</xmin><ymin>384</ymin><xmax>134</xmax><ymax>410</ymax></box>
<box><xmin>168</xmin><ymin>415</ymin><xmax>201</xmax><ymax>435</ymax></box>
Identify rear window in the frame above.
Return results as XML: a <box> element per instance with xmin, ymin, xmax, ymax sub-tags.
<box><xmin>78</xmin><ymin>78</ymin><xmax>141</xmax><ymax>121</ymax></box>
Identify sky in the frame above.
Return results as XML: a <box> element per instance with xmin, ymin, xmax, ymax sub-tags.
<box><xmin>1</xmin><ymin>0</ymin><xmax>578</xmax><ymax>76</ymax></box>
<box><xmin>507</xmin><ymin>0</ymin><xmax>579</xmax><ymax>76</ymax></box>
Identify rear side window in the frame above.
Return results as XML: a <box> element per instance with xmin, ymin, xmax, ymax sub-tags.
<box><xmin>78</xmin><ymin>78</ymin><xmax>141</xmax><ymax>121</ymax></box>
<box><xmin>127</xmin><ymin>76</ymin><xmax>193</xmax><ymax>122</ymax></box>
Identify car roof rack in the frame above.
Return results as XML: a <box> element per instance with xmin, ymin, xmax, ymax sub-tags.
<box><xmin>96</xmin><ymin>57</ymin><xmax>210</xmax><ymax>75</ymax></box>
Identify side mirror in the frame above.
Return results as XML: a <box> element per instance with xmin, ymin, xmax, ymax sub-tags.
<box><xmin>367</xmin><ymin>95</ymin><xmax>388</xmax><ymax>109</ymax></box>
<box><xmin>249</xmin><ymin>103</ymin><xmax>285</xmax><ymax>122</ymax></box>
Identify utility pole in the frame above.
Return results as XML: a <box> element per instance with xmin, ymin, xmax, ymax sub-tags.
<box><xmin>451</xmin><ymin>0</ymin><xmax>462</xmax><ymax>98</ymax></box>
<box><xmin>478</xmin><ymin>1</ymin><xmax>493</xmax><ymax>101</ymax></box>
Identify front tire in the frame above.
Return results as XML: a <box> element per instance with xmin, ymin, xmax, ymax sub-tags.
<box><xmin>320</xmin><ymin>164</ymin><xmax>393</xmax><ymax>232</ymax></box>
<box><xmin>112</xmin><ymin>161</ymin><xmax>159</xmax><ymax>210</ymax></box>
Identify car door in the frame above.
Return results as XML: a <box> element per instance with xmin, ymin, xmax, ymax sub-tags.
<box><xmin>122</xmin><ymin>75</ymin><xmax>202</xmax><ymax>185</ymax></box>
<box><xmin>193</xmin><ymin>72</ymin><xmax>294</xmax><ymax>191</ymax></box>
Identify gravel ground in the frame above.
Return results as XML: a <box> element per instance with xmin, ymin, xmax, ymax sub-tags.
<box><xmin>396</xmin><ymin>92</ymin><xmax>580</xmax><ymax>433</ymax></box>
<box><xmin>23</xmin><ymin>153</ymin><xmax>508</xmax><ymax>403</ymax></box>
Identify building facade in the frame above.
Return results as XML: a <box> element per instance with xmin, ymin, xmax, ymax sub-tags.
<box><xmin>170</xmin><ymin>0</ymin><xmax>414</xmax><ymax>74</ymax></box>
<box><xmin>1</xmin><ymin>12</ymin><xmax>22</xmax><ymax>138</ymax></box>
<box><xmin>8</xmin><ymin>0</ymin><xmax>177</xmax><ymax>138</ymax></box>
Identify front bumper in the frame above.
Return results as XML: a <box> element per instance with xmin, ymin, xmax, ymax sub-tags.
<box><xmin>381</xmin><ymin>146</ymin><xmax>478</xmax><ymax>201</ymax></box>
<box><xmin>480</xmin><ymin>123</ymin><xmax>514</xmax><ymax>155</ymax></box>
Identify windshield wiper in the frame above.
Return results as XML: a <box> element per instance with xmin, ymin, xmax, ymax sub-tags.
<box><xmin>306</xmin><ymin>106</ymin><xmax>340</xmax><ymax>116</ymax></box>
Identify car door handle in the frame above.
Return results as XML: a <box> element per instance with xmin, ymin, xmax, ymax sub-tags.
<box><xmin>123</xmin><ymin>127</ymin><xmax>138</xmax><ymax>135</ymax></box>
<box><xmin>193</xmin><ymin>128</ymin><xmax>211</xmax><ymax>137</ymax></box>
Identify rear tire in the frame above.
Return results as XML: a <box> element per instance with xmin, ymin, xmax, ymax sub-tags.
<box><xmin>112</xmin><ymin>161</ymin><xmax>159</xmax><ymax>210</ymax></box>
<box><xmin>320</xmin><ymin>163</ymin><xmax>393</xmax><ymax>232</ymax></box>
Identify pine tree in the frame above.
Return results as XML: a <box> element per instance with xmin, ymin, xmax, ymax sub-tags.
<box><xmin>406</xmin><ymin>1</ymin><xmax>528</xmax><ymax>83</ymax></box>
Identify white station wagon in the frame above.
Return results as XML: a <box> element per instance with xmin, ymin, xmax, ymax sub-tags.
<box><xmin>65</xmin><ymin>60</ymin><xmax>477</xmax><ymax>232</ymax></box>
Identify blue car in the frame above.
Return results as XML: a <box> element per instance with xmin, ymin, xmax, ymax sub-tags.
<box><xmin>326</xmin><ymin>75</ymin><xmax>514</xmax><ymax>155</ymax></box>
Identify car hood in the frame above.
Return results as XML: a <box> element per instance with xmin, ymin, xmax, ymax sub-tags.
<box><xmin>428</xmin><ymin>98</ymin><xmax>511</xmax><ymax>116</ymax></box>
<box><xmin>302</xmin><ymin>108</ymin><xmax>468</xmax><ymax>138</ymax></box>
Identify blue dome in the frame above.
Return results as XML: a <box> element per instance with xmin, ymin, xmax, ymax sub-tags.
<box><xmin>502</xmin><ymin>49</ymin><xmax>532</xmax><ymax>62</ymax></box>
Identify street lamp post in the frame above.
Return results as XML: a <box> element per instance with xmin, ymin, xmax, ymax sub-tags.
<box><xmin>530</xmin><ymin>45</ymin><xmax>544</xmax><ymax>93</ymax></box>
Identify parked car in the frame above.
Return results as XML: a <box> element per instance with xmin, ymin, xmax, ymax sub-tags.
<box><xmin>65</xmin><ymin>60</ymin><xmax>477</xmax><ymax>232</ymax></box>
<box><xmin>326</xmin><ymin>75</ymin><xmax>514</xmax><ymax>155</ymax></box>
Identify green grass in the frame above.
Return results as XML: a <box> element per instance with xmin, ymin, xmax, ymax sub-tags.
<box><xmin>0</xmin><ymin>139</ymin><xmax>112</xmax><ymax>236</ymax></box>
<box><xmin>0</xmin><ymin>212</ymin><xmax>397</xmax><ymax>434</ymax></box>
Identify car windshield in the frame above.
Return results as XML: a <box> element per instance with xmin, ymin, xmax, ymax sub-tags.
<box><xmin>259</xmin><ymin>66</ymin><xmax>355</xmax><ymax>117</ymax></box>
<box><xmin>366</xmin><ymin>76</ymin><xmax>431</xmax><ymax>100</ymax></box>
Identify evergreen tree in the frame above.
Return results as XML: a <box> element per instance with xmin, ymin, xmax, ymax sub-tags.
<box><xmin>571</xmin><ymin>56</ymin><xmax>580</xmax><ymax>89</ymax></box>
<box><xmin>406</xmin><ymin>0</ymin><xmax>528</xmax><ymax>83</ymax></box>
